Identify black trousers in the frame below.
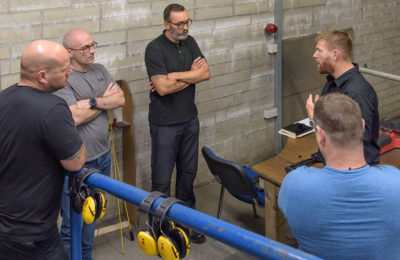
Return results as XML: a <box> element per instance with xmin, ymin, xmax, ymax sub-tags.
<box><xmin>150</xmin><ymin>117</ymin><xmax>199</xmax><ymax>208</ymax></box>
<box><xmin>0</xmin><ymin>229</ymin><xmax>68</xmax><ymax>260</ymax></box>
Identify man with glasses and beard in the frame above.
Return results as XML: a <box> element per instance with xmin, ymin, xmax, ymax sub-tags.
<box><xmin>145</xmin><ymin>3</ymin><xmax>210</xmax><ymax>243</ymax></box>
<box><xmin>306</xmin><ymin>29</ymin><xmax>379</xmax><ymax>165</ymax></box>
<box><xmin>54</xmin><ymin>28</ymin><xmax>125</xmax><ymax>260</ymax></box>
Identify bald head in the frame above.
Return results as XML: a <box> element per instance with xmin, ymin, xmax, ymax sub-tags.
<box><xmin>21</xmin><ymin>40</ymin><xmax>66</xmax><ymax>76</ymax></box>
<box><xmin>63</xmin><ymin>29</ymin><xmax>91</xmax><ymax>49</ymax></box>
<box><xmin>62</xmin><ymin>29</ymin><xmax>95</xmax><ymax>71</ymax></box>
<box><xmin>19</xmin><ymin>40</ymin><xmax>71</xmax><ymax>92</ymax></box>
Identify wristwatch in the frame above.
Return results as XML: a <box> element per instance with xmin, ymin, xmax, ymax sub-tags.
<box><xmin>89</xmin><ymin>98</ymin><xmax>97</xmax><ymax>109</ymax></box>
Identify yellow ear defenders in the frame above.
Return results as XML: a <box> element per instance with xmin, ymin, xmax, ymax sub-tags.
<box><xmin>82</xmin><ymin>189</ymin><xmax>107</xmax><ymax>224</ymax></box>
<box><xmin>69</xmin><ymin>168</ymin><xmax>106</xmax><ymax>224</ymax></box>
<box><xmin>154</xmin><ymin>197</ymin><xmax>191</xmax><ymax>260</ymax></box>
<box><xmin>137</xmin><ymin>191</ymin><xmax>166</xmax><ymax>256</ymax></box>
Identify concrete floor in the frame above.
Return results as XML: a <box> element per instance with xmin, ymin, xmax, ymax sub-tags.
<box><xmin>92</xmin><ymin>181</ymin><xmax>265</xmax><ymax>260</ymax></box>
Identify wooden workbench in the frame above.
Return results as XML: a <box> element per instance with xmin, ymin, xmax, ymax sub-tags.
<box><xmin>251</xmin><ymin>133</ymin><xmax>400</xmax><ymax>244</ymax></box>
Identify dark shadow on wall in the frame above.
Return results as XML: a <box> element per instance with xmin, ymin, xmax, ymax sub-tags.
<box><xmin>282</xmin><ymin>34</ymin><xmax>325</xmax><ymax>126</ymax></box>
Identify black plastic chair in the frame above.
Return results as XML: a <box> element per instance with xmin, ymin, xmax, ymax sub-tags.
<box><xmin>201</xmin><ymin>146</ymin><xmax>265</xmax><ymax>219</ymax></box>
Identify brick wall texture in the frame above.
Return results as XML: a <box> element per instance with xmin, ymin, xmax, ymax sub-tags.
<box><xmin>1</xmin><ymin>0</ymin><xmax>399</xmax><ymax>223</ymax></box>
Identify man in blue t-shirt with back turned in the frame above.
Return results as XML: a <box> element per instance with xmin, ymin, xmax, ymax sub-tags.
<box><xmin>279</xmin><ymin>92</ymin><xmax>400</xmax><ymax>260</ymax></box>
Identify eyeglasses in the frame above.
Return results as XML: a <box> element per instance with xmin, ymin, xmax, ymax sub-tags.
<box><xmin>68</xmin><ymin>42</ymin><xmax>97</xmax><ymax>53</ymax></box>
<box><xmin>167</xmin><ymin>19</ymin><xmax>192</xmax><ymax>29</ymax></box>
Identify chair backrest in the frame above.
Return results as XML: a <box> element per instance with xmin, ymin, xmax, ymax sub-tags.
<box><xmin>201</xmin><ymin>146</ymin><xmax>257</xmax><ymax>199</ymax></box>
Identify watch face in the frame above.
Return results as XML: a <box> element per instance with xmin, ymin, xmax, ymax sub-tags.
<box><xmin>90</xmin><ymin>98</ymin><xmax>97</xmax><ymax>108</ymax></box>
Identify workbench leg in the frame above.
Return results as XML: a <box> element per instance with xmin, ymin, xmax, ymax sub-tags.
<box><xmin>264</xmin><ymin>180</ymin><xmax>286</xmax><ymax>243</ymax></box>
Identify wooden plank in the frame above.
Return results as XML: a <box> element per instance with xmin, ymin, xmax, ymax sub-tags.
<box><xmin>279</xmin><ymin>134</ymin><xmax>318</xmax><ymax>162</ymax></box>
<box><xmin>253</xmin><ymin>134</ymin><xmax>319</xmax><ymax>185</ymax></box>
<box><xmin>96</xmin><ymin>221</ymin><xmax>128</xmax><ymax>236</ymax></box>
<box><xmin>264</xmin><ymin>180</ymin><xmax>277</xmax><ymax>240</ymax></box>
<box><xmin>264</xmin><ymin>180</ymin><xmax>286</xmax><ymax>242</ymax></box>
<box><xmin>117</xmin><ymin>80</ymin><xmax>136</xmax><ymax>226</ymax></box>
<box><xmin>255</xmin><ymin>133</ymin><xmax>400</xmax><ymax>187</ymax></box>
<box><xmin>252</xmin><ymin>156</ymin><xmax>292</xmax><ymax>185</ymax></box>
<box><xmin>381</xmin><ymin>149</ymin><xmax>400</xmax><ymax>168</ymax></box>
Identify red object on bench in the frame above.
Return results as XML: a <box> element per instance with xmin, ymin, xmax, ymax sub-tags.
<box><xmin>379</xmin><ymin>117</ymin><xmax>400</xmax><ymax>154</ymax></box>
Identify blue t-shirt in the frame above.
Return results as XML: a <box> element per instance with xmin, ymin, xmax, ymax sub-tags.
<box><xmin>278</xmin><ymin>165</ymin><xmax>400</xmax><ymax>260</ymax></box>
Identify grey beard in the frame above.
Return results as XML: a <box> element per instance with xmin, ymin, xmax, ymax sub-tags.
<box><xmin>170</xmin><ymin>28</ymin><xmax>188</xmax><ymax>40</ymax></box>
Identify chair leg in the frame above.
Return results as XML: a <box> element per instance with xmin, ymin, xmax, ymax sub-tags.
<box><xmin>217</xmin><ymin>186</ymin><xmax>224</xmax><ymax>219</ymax></box>
<box><xmin>252</xmin><ymin>203</ymin><xmax>258</xmax><ymax>218</ymax></box>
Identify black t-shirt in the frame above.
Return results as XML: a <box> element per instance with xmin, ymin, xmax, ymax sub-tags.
<box><xmin>321</xmin><ymin>64</ymin><xmax>380</xmax><ymax>165</ymax></box>
<box><xmin>0</xmin><ymin>84</ymin><xmax>82</xmax><ymax>241</ymax></box>
<box><xmin>145</xmin><ymin>31</ymin><xmax>205</xmax><ymax>125</ymax></box>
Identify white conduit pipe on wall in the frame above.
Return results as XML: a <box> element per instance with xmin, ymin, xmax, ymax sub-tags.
<box><xmin>360</xmin><ymin>67</ymin><xmax>400</xmax><ymax>82</ymax></box>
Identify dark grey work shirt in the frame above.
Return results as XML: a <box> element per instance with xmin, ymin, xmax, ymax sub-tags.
<box><xmin>145</xmin><ymin>30</ymin><xmax>204</xmax><ymax>126</ymax></box>
<box><xmin>321</xmin><ymin>63</ymin><xmax>380</xmax><ymax>165</ymax></box>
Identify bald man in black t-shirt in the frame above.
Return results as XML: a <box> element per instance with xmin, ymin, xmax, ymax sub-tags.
<box><xmin>0</xmin><ymin>40</ymin><xmax>85</xmax><ymax>259</ymax></box>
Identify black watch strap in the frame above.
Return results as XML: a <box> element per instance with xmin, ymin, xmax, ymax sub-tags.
<box><xmin>89</xmin><ymin>98</ymin><xmax>97</xmax><ymax>109</ymax></box>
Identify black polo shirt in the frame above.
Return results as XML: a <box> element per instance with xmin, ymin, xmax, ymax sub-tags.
<box><xmin>145</xmin><ymin>30</ymin><xmax>205</xmax><ymax>125</ymax></box>
<box><xmin>321</xmin><ymin>63</ymin><xmax>380</xmax><ymax>165</ymax></box>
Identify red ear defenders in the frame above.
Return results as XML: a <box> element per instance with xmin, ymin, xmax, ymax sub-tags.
<box><xmin>154</xmin><ymin>197</ymin><xmax>191</xmax><ymax>260</ymax></box>
<box><xmin>69</xmin><ymin>168</ymin><xmax>107</xmax><ymax>224</ymax></box>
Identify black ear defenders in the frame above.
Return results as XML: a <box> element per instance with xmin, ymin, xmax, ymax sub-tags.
<box><xmin>69</xmin><ymin>168</ymin><xmax>106</xmax><ymax>224</ymax></box>
<box><xmin>154</xmin><ymin>197</ymin><xmax>191</xmax><ymax>260</ymax></box>
<box><xmin>137</xmin><ymin>191</ymin><xmax>166</xmax><ymax>256</ymax></box>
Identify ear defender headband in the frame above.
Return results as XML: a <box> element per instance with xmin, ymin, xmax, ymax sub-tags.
<box><xmin>69</xmin><ymin>169</ymin><xmax>95</xmax><ymax>214</ymax></box>
<box><xmin>137</xmin><ymin>191</ymin><xmax>166</xmax><ymax>256</ymax></box>
<box><xmin>154</xmin><ymin>197</ymin><xmax>191</xmax><ymax>260</ymax></box>
<box><xmin>69</xmin><ymin>168</ymin><xmax>106</xmax><ymax>224</ymax></box>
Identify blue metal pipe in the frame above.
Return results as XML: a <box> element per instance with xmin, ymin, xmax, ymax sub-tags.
<box><xmin>71</xmin><ymin>208</ymin><xmax>82</xmax><ymax>260</ymax></box>
<box><xmin>78</xmin><ymin>172</ymin><xmax>321</xmax><ymax>260</ymax></box>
